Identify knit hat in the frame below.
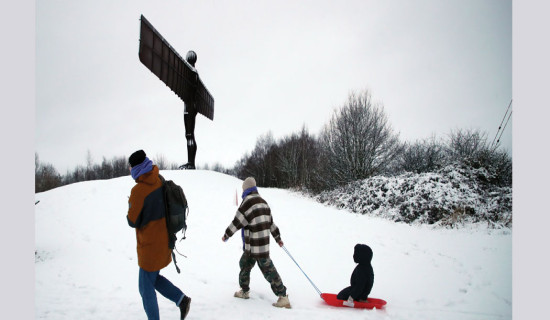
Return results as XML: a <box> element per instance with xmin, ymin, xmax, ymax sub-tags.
<box><xmin>129</xmin><ymin>150</ymin><xmax>146</xmax><ymax>167</ymax></box>
<box><xmin>242</xmin><ymin>177</ymin><xmax>256</xmax><ymax>191</ymax></box>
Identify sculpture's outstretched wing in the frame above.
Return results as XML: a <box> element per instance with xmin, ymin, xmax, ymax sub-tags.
<box><xmin>138</xmin><ymin>15</ymin><xmax>214</xmax><ymax>120</ymax></box>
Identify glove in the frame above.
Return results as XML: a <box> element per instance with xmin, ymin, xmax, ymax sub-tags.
<box><xmin>343</xmin><ymin>296</ymin><xmax>354</xmax><ymax>308</ymax></box>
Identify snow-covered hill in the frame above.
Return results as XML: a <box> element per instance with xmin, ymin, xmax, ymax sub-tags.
<box><xmin>35</xmin><ymin>170</ymin><xmax>511</xmax><ymax>320</ymax></box>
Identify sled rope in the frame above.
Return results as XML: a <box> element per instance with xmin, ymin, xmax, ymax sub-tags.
<box><xmin>282</xmin><ymin>246</ymin><xmax>322</xmax><ymax>296</ymax></box>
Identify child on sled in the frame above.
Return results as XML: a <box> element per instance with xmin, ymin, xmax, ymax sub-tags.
<box><xmin>337</xmin><ymin>243</ymin><xmax>374</xmax><ymax>307</ymax></box>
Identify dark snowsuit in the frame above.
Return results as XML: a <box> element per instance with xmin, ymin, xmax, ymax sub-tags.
<box><xmin>337</xmin><ymin>244</ymin><xmax>374</xmax><ymax>301</ymax></box>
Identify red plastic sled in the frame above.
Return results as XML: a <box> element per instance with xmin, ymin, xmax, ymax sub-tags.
<box><xmin>321</xmin><ymin>293</ymin><xmax>387</xmax><ymax>309</ymax></box>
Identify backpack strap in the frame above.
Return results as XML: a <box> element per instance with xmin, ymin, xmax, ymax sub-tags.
<box><xmin>159</xmin><ymin>174</ymin><xmax>181</xmax><ymax>274</ymax></box>
<box><xmin>172</xmin><ymin>251</ymin><xmax>181</xmax><ymax>273</ymax></box>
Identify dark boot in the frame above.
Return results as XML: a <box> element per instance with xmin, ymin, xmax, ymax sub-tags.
<box><xmin>178</xmin><ymin>163</ymin><xmax>196</xmax><ymax>170</ymax></box>
<box><xmin>179</xmin><ymin>295</ymin><xmax>191</xmax><ymax>319</ymax></box>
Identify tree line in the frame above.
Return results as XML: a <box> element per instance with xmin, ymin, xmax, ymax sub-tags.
<box><xmin>233</xmin><ymin>90</ymin><xmax>511</xmax><ymax>191</ymax></box>
<box><xmin>36</xmin><ymin>153</ymin><xmax>126</xmax><ymax>193</ymax></box>
<box><xmin>35</xmin><ymin>152</ymin><xmax>179</xmax><ymax>193</ymax></box>
<box><xmin>36</xmin><ymin>89</ymin><xmax>512</xmax><ymax>194</ymax></box>
<box><xmin>34</xmin><ymin>149</ymin><xmax>233</xmax><ymax>193</ymax></box>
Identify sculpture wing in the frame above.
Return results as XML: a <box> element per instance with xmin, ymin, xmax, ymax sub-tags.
<box><xmin>138</xmin><ymin>15</ymin><xmax>214</xmax><ymax>120</ymax></box>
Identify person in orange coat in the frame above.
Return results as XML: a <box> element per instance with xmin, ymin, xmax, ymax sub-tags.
<box><xmin>127</xmin><ymin>150</ymin><xmax>191</xmax><ymax>320</ymax></box>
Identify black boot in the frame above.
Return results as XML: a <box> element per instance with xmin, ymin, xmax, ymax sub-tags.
<box><xmin>178</xmin><ymin>163</ymin><xmax>196</xmax><ymax>170</ymax></box>
<box><xmin>179</xmin><ymin>295</ymin><xmax>191</xmax><ymax>319</ymax></box>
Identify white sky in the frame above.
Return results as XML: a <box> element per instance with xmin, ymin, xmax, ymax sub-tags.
<box><xmin>35</xmin><ymin>0</ymin><xmax>512</xmax><ymax>173</ymax></box>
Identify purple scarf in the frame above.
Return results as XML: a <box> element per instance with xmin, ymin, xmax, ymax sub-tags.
<box><xmin>242</xmin><ymin>186</ymin><xmax>258</xmax><ymax>199</ymax></box>
<box><xmin>131</xmin><ymin>157</ymin><xmax>153</xmax><ymax>180</ymax></box>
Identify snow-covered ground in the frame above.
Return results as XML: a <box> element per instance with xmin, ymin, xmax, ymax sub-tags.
<box><xmin>35</xmin><ymin>170</ymin><xmax>511</xmax><ymax>320</ymax></box>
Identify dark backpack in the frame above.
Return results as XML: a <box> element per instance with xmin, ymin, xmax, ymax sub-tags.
<box><xmin>159</xmin><ymin>175</ymin><xmax>188</xmax><ymax>273</ymax></box>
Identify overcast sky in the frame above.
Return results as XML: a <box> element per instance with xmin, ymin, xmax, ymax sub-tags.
<box><xmin>35</xmin><ymin>0</ymin><xmax>512</xmax><ymax>173</ymax></box>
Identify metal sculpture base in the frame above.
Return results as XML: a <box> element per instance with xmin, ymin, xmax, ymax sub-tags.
<box><xmin>179</xmin><ymin>163</ymin><xmax>196</xmax><ymax>170</ymax></box>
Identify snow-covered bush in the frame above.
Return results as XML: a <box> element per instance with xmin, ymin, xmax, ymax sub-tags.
<box><xmin>314</xmin><ymin>163</ymin><xmax>512</xmax><ymax>228</ymax></box>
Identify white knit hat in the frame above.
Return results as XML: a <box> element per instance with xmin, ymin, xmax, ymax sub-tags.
<box><xmin>242</xmin><ymin>177</ymin><xmax>257</xmax><ymax>191</ymax></box>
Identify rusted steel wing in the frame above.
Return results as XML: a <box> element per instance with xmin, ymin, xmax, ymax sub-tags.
<box><xmin>138</xmin><ymin>15</ymin><xmax>214</xmax><ymax>120</ymax></box>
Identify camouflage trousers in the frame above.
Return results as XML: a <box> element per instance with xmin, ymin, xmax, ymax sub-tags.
<box><xmin>238</xmin><ymin>252</ymin><xmax>287</xmax><ymax>297</ymax></box>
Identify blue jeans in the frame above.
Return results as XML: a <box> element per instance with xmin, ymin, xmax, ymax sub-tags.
<box><xmin>139</xmin><ymin>268</ymin><xmax>185</xmax><ymax>320</ymax></box>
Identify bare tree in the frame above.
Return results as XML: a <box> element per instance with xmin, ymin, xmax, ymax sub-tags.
<box><xmin>446</xmin><ymin>128</ymin><xmax>489</xmax><ymax>164</ymax></box>
<box><xmin>320</xmin><ymin>90</ymin><xmax>402</xmax><ymax>187</ymax></box>
<box><xmin>84</xmin><ymin>150</ymin><xmax>96</xmax><ymax>181</ymax></box>
<box><xmin>400</xmin><ymin>135</ymin><xmax>445</xmax><ymax>174</ymax></box>
<box><xmin>210</xmin><ymin>162</ymin><xmax>229</xmax><ymax>174</ymax></box>
<box><xmin>35</xmin><ymin>152</ymin><xmax>40</xmax><ymax>176</ymax></box>
<box><xmin>237</xmin><ymin>132</ymin><xmax>278</xmax><ymax>186</ymax></box>
<box><xmin>445</xmin><ymin>128</ymin><xmax>512</xmax><ymax>186</ymax></box>
<box><xmin>276</xmin><ymin>125</ymin><xmax>321</xmax><ymax>189</ymax></box>
<box><xmin>111</xmin><ymin>156</ymin><xmax>129</xmax><ymax>177</ymax></box>
<box><xmin>153</xmin><ymin>153</ymin><xmax>168</xmax><ymax>170</ymax></box>
<box><xmin>35</xmin><ymin>153</ymin><xmax>62</xmax><ymax>192</ymax></box>
<box><xmin>100</xmin><ymin>157</ymin><xmax>114</xmax><ymax>179</ymax></box>
<box><xmin>277</xmin><ymin>133</ymin><xmax>301</xmax><ymax>187</ymax></box>
<box><xmin>169</xmin><ymin>162</ymin><xmax>181</xmax><ymax>170</ymax></box>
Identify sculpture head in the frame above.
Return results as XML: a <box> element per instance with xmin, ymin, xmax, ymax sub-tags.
<box><xmin>186</xmin><ymin>50</ymin><xmax>197</xmax><ymax>67</ymax></box>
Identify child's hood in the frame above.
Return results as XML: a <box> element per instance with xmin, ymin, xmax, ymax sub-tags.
<box><xmin>353</xmin><ymin>244</ymin><xmax>373</xmax><ymax>265</ymax></box>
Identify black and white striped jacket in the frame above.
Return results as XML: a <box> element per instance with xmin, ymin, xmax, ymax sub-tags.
<box><xmin>224</xmin><ymin>191</ymin><xmax>282</xmax><ymax>258</ymax></box>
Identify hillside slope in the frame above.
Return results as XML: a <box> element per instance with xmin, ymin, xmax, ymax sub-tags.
<box><xmin>35</xmin><ymin>170</ymin><xmax>511</xmax><ymax>320</ymax></box>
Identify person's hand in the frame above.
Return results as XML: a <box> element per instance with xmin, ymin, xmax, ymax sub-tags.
<box><xmin>343</xmin><ymin>296</ymin><xmax>354</xmax><ymax>308</ymax></box>
<box><xmin>222</xmin><ymin>235</ymin><xmax>228</xmax><ymax>242</ymax></box>
<box><xmin>278</xmin><ymin>240</ymin><xmax>284</xmax><ymax>247</ymax></box>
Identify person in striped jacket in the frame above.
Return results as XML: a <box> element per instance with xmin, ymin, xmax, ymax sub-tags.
<box><xmin>222</xmin><ymin>177</ymin><xmax>291</xmax><ymax>308</ymax></box>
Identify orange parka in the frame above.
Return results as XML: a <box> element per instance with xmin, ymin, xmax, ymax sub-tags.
<box><xmin>127</xmin><ymin>165</ymin><xmax>171</xmax><ymax>272</ymax></box>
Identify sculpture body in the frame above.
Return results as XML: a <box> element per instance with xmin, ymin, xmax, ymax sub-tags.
<box><xmin>138</xmin><ymin>15</ymin><xmax>214</xmax><ymax>169</ymax></box>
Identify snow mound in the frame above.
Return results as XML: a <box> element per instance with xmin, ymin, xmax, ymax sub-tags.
<box><xmin>315</xmin><ymin>164</ymin><xmax>512</xmax><ymax>228</ymax></box>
